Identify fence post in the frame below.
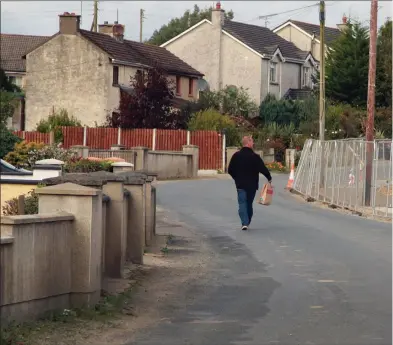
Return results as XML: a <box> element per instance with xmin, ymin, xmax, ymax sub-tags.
<box><xmin>187</xmin><ymin>131</ymin><xmax>191</xmax><ymax>145</ymax></box>
<box><xmin>152</xmin><ymin>128</ymin><xmax>156</xmax><ymax>151</ymax></box>
<box><xmin>222</xmin><ymin>131</ymin><xmax>226</xmax><ymax>172</ymax></box>
<box><xmin>83</xmin><ymin>126</ymin><xmax>87</xmax><ymax>146</ymax></box>
<box><xmin>117</xmin><ymin>127</ymin><xmax>121</xmax><ymax>145</ymax></box>
<box><xmin>17</xmin><ymin>195</ymin><xmax>25</xmax><ymax>215</ymax></box>
<box><xmin>22</xmin><ymin>131</ymin><xmax>26</xmax><ymax>140</ymax></box>
<box><xmin>49</xmin><ymin>131</ymin><xmax>55</xmax><ymax>145</ymax></box>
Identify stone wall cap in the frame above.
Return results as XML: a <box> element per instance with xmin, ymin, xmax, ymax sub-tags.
<box><xmin>182</xmin><ymin>145</ymin><xmax>198</xmax><ymax>148</ymax></box>
<box><xmin>1</xmin><ymin>211</ymin><xmax>74</xmax><ymax>225</ymax></box>
<box><xmin>35</xmin><ymin>182</ymin><xmax>102</xmax><ymax>196</ymax></box>
<box><xmin>71</xmin><ymin>145</ymin><xmax>89</xmax><ymax>149</ymax></box>
<box><xmin>123</xmin><ymin>178</ymin><xmax>146</xmax><ymax>185</ymax></box>
<box><xmin>0</xmin><ymin>237</ymin><xmax>14</xmax><ymax>245</ymax></box>
<box><xmin>33</xmin><ymin>165</ymin><xmax>62</xmax><ymax>170</ymax></box>
<box><xmin>36</xmin><ymin>158</ymin><xmax>65</xmax><ymax>165</ymax></box>
<box><xmin>44</xmin><ymin>172</ymin><xmax>125</xmax><ymax>187</ymax></box>
<box><xmin>132</xmin><ymin>146</ymin><xmax>149</xmax><ymax>150</ymax></box>
<box><xmin>111</xmin><ymin>162</ymin><xmax>134</xmax><ymax>167</ymax></box>
<box><xmin>134</xmin><ymin>170</ymin><xmax>158</xmax><ymax>177</ymax></box>
<box><xmin>89</xmin><ymin>171</ymin><xmax>125</xmax><ymax>181</ymax></box>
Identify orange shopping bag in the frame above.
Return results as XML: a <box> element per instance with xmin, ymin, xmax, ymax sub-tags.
<box><xmin>258</xmin><ymin>183</ymin><xmax>273</xmax><ymax>205</ymax></box>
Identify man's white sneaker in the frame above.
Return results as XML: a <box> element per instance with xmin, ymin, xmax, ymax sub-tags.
<box><xmin>241</xmin><ymin>225</ymin><xmax>248</xmax><ymax>231</ymax></box>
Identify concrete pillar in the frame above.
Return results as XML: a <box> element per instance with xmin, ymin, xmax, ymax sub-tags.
<box><xmin>102</xmin><ymin>181</ymin><xmax>127</xmax><ymax>278</ymax></box>
<box><xmin>112</xmin><ymin>162</ymin><xmax>134</xmax><ymax>174</ymax></box>
<box><xmin>122</xmin><ymin>177</ymin><xmax>146</xmax><ymax>264</ymax></box>
<box><xmin>144</xmin><ymin>177</ymin><xmax>154</xmax><ymax>246</ymax></box>
<box><xmin>286</xmin><ymin>149</ymin><xmax>296</xmax><ymax>168</ymax></box>
<box><xmin>35</xmin><ymin>182</ymin><xmax>103</xmax><ymax>308</ymax></box>
<box><xmin>132</xmin><ymin>147</ymin><xmax>149</xmax><ymax>171</ymax></box>
<box><xmin>182</xmin><ymin>145</ymin><xmax>199</xmax><ymax>177</ymax></box>
<box><xmin>226</xmin><ymin>147</ymin><xmax>239</xmax><ymax>171</ymax></box>
<box><xmin>71</xmin><ymin>145</ymin><xmax>89</xmax><ymax>159</ymax></box>
<box><xmin>152</xmin><ymin>185</ymin><xmax>156</xmax><ymax>236</ymax></box>
<box><xmin>33</xmin><ymin>158</ymin><xmax>64</xmax><ymax>178</ymax></box>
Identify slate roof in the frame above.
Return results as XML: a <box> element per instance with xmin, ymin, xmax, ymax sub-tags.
<box><xmin>222</xmin><ymin>20</ymin><xmax>310</xmax><ymax>61</ymax></box>
<box><xmin>0</xmin><ymin>34</ymin><xmax>51</xmax><ymax>72</ymax></box>
<box><xmin>285</xmin><ymin>20</ymin><xmax>341</xmax><ymax>44</ymax></box>
<box><xmin>79</xmin><ymin>30</ymin><xmax>203</xmax><ymax>77</ymax></box>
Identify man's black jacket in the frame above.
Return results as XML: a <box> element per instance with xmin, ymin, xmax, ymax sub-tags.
<box><xmin>228</xmin><ymin>147</ymin><xmax>272</xmax><ymax>191</ymax></box>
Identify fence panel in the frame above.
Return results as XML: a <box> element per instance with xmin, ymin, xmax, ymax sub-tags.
<box><xmin>191</xmin><ymin>131</ymin><xmax>223</xmax><ymax>170</ymax></box>
<box><xmin>86</xmin><ymin>128</ymin><xmax>118</xmax><ymax>149</ymax></box>
<box><xmin>293</xmin><ymin>139</ymin><xmax>392</xmax><ymax>219</ymax></box>
<box><xmin>61</xmin><ymin>127</ymin><xmax>84</xmax><ymax>148</ymax></box>
<box><xmin>13</xmin><ymin>131</ymin><xmax>50</xmax><ymax>144</ymax></box>
<box><xmin>155</xmin><ymin>129</ymin><xmax>187</xmax><ymax>151</ymax></box>
<box><xmin>122</xmin><ymin>129</ymin><xmax>153</xmax><ymax>149</ymax></box>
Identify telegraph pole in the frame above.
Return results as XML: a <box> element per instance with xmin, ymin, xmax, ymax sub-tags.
<box><xmin>93</xmin><ymin>0</ymin><xmax>98</xmax><ymax>32</ymax></box>
<box><xmin>365</xmin><ymin>0</ymin><xmax>378</xmax><ymax>205</ymax></box>
<box><xmin>319</xmin><ymin>1</ymin><xmax>325</xmax><ymax>142</ymax></box>
<box><xmin>140</xmin><ymin>9</ymin><xmax>145</xmax><ymax>42</ymax></box>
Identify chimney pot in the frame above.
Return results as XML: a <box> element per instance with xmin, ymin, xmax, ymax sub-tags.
<box><xmin>104</xmin><ymin>21</ymin><xmax>108</xmax><ymax>24</ymax></box>
<box><xmin>342</xmin><ymin>15</ymin><xmax>347</xmax><ymax>24</ymax></box>
<box><xmin>216</xmin><ymin>2</ymin><xmax>221</xmax><ymax>10</ymax></box>
<box><xmin>113</xmin><ymin>24</ymin><xmax>125</xmax><ymax>42</ymax></box>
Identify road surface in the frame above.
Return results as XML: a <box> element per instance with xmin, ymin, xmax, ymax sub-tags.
<box><xmin>129</xmin><ymin>174</ymin><xmax>392</xmax><ymax>345</ymax></box>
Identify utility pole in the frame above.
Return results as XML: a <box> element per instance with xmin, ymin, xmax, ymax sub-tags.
<box><xmin>92</xmin><ymin>0</ymin><xmax>98</xmax><ymax>32</ymax></box>
<box><xmin>140</xmin><ymin>9</ymin><xmax>145</xmax><ymax>42</ymax></box>
<box><xmin>319</xmin><ymin>1</ymin><xmax>325</xmax><ymax>142</ymax></box>
<box><xmin>365</xmin><ymin>0</ymin><xmax>378</xmax><ymax>206</ymax></box>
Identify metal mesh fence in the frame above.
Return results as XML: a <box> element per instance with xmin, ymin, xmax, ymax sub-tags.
<box><xmin>293</xmin><ymin>139</ymin><xmax>392</xmax><ymax>219</ymax></box>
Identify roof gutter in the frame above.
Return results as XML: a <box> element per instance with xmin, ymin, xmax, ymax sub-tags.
<box><xmin>111</xmin><ymin>58</ymin><xmax>151</xmax><ymax>69</ymax></box>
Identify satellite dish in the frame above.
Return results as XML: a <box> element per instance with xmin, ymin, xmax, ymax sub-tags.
<box><xmin>197</xmin><ymin>79</ymin><xmax>210</xmax><ymax>92</ymax></box>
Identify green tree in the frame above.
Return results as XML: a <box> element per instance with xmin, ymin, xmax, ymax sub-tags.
<box><xmin>376</xmin><ymin>19</ymin><xmax>392</xmax><ymax>107</ymax></box>
<box><xmin>148</xmin><ymin>5</ymin><xmax>234</xmax><ymax>46</ymax></box>
<box><xmin>0</xmin><ymin>67</ymin><xmax>21</xmax><ymax>93</ymax></box>
<box><xmin>0</xmin><ymin>92</ymin><xmax>21</xmax><ymax>158</ymax></box>
<box><xmin>325</xmin><ymin>21</ymin><xmax>369</xmax><ymax>106</ymax></box>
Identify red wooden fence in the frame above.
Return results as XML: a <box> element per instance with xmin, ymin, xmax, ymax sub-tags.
<box><xmin>13</xmin><ymin>131</ymin><xmax>50</xmax><ymax>144</ymax></box>
<box><xmin>14</xmin><ymin>128</ymin><xmax>223</xmax><ymax>170</ymax></box>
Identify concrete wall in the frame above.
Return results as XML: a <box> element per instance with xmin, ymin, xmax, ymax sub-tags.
<box><xmin>25</xmin><ymin>34</ymin><xmax>111</xmax><ymax>130</ymax></box>
<box><xmin>0</xmin><ymin>173</ymin><xmax>157</xmax><ymax>323</ymax></box>
<box><xmin>0</xmin><ymin>212</ymin><xmax>74</xmax><ymax>322</ymax></box>
<box><xmin>147</xmin><ymin>151</ymin><xmax>192</xmax><ymax>179</ymax></box>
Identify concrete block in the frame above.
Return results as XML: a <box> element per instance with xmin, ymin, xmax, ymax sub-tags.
<box><xmin>182</xmin><ymin>145</ymin><xmax>199</xmax><ymax>177</ymax></box>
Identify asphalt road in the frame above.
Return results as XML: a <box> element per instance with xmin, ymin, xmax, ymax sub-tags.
<box><xmin>130</xmin><ymin>174</ymin><xmax>392</xmax><ymax>345</ymax></box>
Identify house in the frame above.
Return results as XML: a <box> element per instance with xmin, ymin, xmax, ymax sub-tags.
<box><xmin>23</xmin><ymin>13</ymin><xmax>203</xmax><ymax>130</ymax></box>
<box><xmin>0</xmin><ymin>33</ymin><xmax>50</xmax><ymax>130</ymax></box>
<box><xmin>160</xmin><ymin>2</ymin><xmax>318</xmax><ymax>106</ymax></box>
<box><xmin>272</xmin><ymin>18</ymin><xmax>345</xmax><ymax>62</ymax></box>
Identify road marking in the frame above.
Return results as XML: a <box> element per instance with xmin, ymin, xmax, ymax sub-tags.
<box><xmin>279</xmin><ymin>245</ymin><xmax>289</xmax><ymax>248</ymax></box>
<box><xmin>310</xmin><ymin>306</ymin><xmax>324</xmax><ymax>309</ymax></box>
<box><xmin>317</xmin><ymin>280</ymin><xmax>336</xmax><ymax>283</ymax></box>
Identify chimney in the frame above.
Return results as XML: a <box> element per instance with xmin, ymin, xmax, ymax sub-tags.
<box><xmin>211</xmin><ymin>1</ymin><xmax>225</xmax><ymax>28</ymax></box>
<box><xmin>98</xmin><ymin>21</ymin><xmax>125</xmax><ymax>41</ymax></box>
<box><xmin>112</xmin><ymin>24</ymin><xmax>124</xmax><ymax>42</ymax></box>
<box><xmin>59</xmin><ymin>12</ymin><xmax>81</xmax><ymax>35</ymax></box>
<box><xmin>337</xmin><ymin>15</ymin><xmax>348</xmax><ymax>31</ymax></box>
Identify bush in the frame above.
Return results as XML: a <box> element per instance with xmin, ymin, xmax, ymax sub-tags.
<box><xmin>266</xmin><ymin>161</ymin><xmax>286</xmax><ymax>172</ymax></box>
<box><xmin>188</xmin><ymin>108</ymin><xmax>240</xmax><ymax>146</ymax></box>
<box><xmin>0</xmin><ymin>128</ymin><xmax>22</xmax><ymax>159</ymax></box>
<box><xmin>64</xmin><ymin>158</ymin><xmax>112</xmax><ymax>173</ymax></box>
<box><xmin>4</xmin><ymin>142</ymin><xmax>76</xmax><ymax>169</ymax></box>
<box><xmin>36</xmin><ymin>108</ymin><xmax>82</xmax><ymax>143</ymax></box>
<box><xmin>2</xmin><ymin>189</ymin><xmax>39</xmax><ymax>216</ymax></box>
<box><xmin>4</xmin><ymin>141</ymin><xmax>45</xmax><ymax>168</ymax></box>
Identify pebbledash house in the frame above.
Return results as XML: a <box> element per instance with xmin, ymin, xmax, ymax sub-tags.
<box><xmin>22</xmin><ymin>12</ymin><xmax>204</xmax><ymax>130</ymax></box>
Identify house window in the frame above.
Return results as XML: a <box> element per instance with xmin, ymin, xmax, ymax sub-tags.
<box><xmin>303</xmin><ymin>67</ymin><xmax>311</xmax><ymax>88</ymax></box>
<box><xmin>188</xmin><ymin>78</ymin><xmax>193</xmax><ymax>96</ymax></box>
<box><xmin>176</xmin><ymin>76</ymin><xmax>181</xmax><ymax>95</ymax></box>
<box><xmin>113</xmin><ymin>66</ymin><xmax>119</xmax><ymax>85</ymax></box>
<box><xmin>270</xmin><ymin>62</ymin><xmax>277</xmax><ymax>83</ymax></box>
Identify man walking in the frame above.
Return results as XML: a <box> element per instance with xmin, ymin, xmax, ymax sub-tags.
<box><xmin>228</xmin><ymin>136</ymin><xmax>272</xmax><ymax>230</ymax></box>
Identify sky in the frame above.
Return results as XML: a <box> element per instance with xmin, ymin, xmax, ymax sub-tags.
<box><xmin>1</xmin><ymin>1</ymin><xmax>392</xmax><ymax>41</ymax></box>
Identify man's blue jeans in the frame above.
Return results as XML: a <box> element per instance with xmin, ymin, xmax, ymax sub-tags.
<box><xmin>237</xmin><ymin>189</ymin><xmax>257</xmax><ymax>226</ymax></box>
